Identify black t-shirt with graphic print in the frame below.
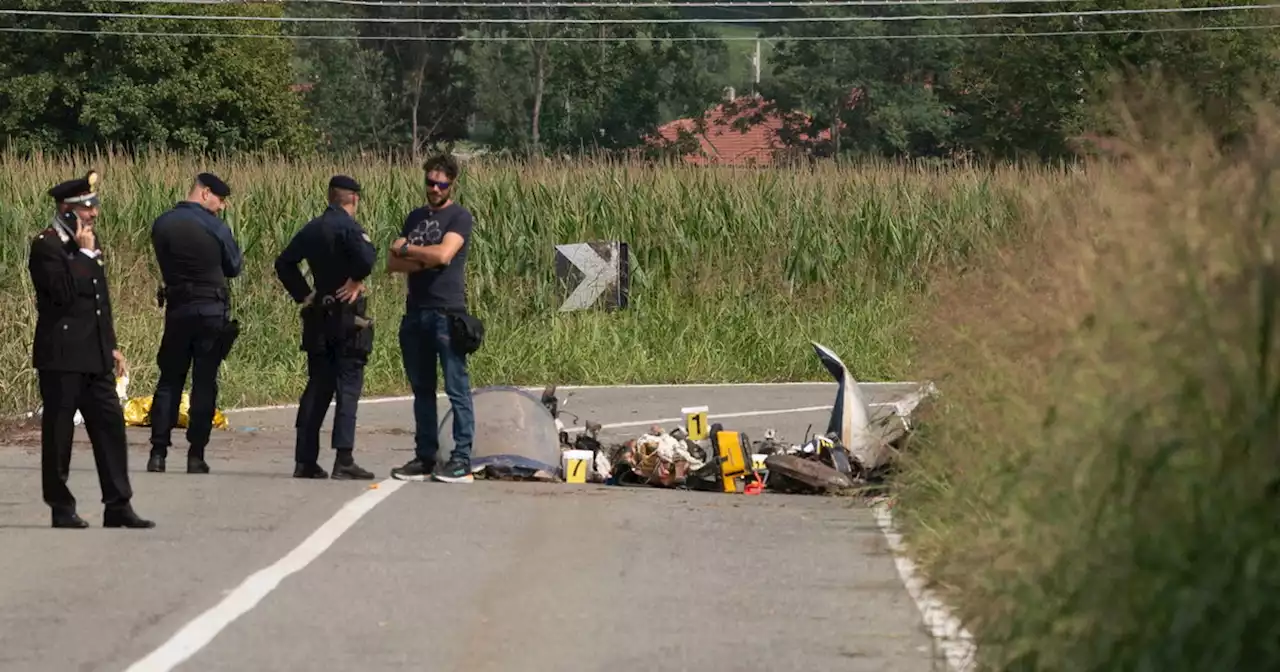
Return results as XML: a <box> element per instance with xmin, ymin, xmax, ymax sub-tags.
<box><xmin>400</xmin><ymin>202</ymin><xmax>474</xmax><ymax>311</ymax></box>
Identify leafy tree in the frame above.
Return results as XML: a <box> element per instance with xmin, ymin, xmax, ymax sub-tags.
<box><xmin>291</xmin><ymin>39</ymin><xmax>403</xmax><ymax>155</ymax></box>
<box><xmin>0</xmin><ymin>0</ymin><xmax>315</xmax><ymax>156</ymax></box>
<box><xmin>466</xmin><ymin>6</ymin><xmax>730</xmax><ymax>155</ymax></box>
<box><xmin>946</xmin><ymin>0</ymin><xmax>1280</xmax><ymax>160</ymax></box>
<box><xmin>339</xmin><ymin>2</ymin><xmax>477</xmax><ymax>158</ymax></box>
<box><xmin>284</xmin><ymin>3</ymin><xmax>405</xmax><ymax>155</ymax></box>
<box><xmin>757</xmin><ymin>4</ymin><xmax>967</xmax><ymax>159</ymax></box>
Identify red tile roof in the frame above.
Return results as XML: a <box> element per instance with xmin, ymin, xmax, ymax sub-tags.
<box><xmin>648</xmin><ymin>94</ymin><xmax>835</xmax><ymax>166</ymax></box>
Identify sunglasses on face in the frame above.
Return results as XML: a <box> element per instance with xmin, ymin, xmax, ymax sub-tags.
<box><xmin>426</xmin><ymin>179</ymin><xmax>451</xmax><ymax>190</ymax></box>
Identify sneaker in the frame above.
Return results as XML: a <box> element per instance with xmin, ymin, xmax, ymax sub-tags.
<box><xmin>432</xmin><ymin>457</ymin><xmax>474</xmax><ymax>484</ymax></box>
<box><xmin>391</xmin><ymin>457</ymin><xmax>433</xmax><ymax>482</ymax></box>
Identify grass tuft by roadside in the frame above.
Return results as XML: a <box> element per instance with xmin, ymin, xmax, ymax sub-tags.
<box><xmin>893</xmin><ymin>85</ymin><xmax>1280</xmax><ymax>670</ymax></box>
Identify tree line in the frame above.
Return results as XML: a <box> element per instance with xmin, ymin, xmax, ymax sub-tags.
<box><xmin>1</xmin><ymin>0</ymin><xmax>1277</xmax><ymax>163</ymax></box>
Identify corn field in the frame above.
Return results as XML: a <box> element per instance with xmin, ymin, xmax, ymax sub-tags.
<box><xmin>0</xmin><ymin>148</ymin><xmax>1040</xmax><ymax>415</ymax></box>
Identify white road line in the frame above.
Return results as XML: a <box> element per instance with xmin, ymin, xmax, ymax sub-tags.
<box><xmin>17</xmin><ymin>380</ymin><xmax>931</xmax><ymax>423</ymax></box>
<box><xmin>872</xmin><ymin>502</ymin><xmax>977</xmax><ymax>672</ymax></box>
<box><xmin>123</xmin><ymin>478</ymin><xmax>407</xmax><ymax>672</ymax></box>
<box><xmin>229</xmin><ymin>394</ymin><xmax>418</xmax><ymax>414</ymax></box>
<box><xmin>223</xmin><ymin>382</ymin><xmax>842</xmax><ymax>415</ymax></box>
<box><xmin>220</xmin><ymin>380</ymin><xmax>945</xmax><ymax>417</ymax></box>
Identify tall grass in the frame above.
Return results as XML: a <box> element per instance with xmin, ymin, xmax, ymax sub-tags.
<box><xmin>893</xmin><ymin>88</ymin><xmax>1280</xmax><ymax>670</ymax></box>
<box><xmin>0</xmin><ymin>152</ymin><xmax>1030</xmax><ymax>415</ymax></box>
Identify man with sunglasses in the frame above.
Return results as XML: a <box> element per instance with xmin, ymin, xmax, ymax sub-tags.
<box><xmin>388</xmin><ymin>154</ymin><xmax>478</xmax><ymax>484</ymax></box>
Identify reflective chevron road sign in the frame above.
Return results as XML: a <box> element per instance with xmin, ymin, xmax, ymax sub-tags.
<box><xmin>554</xmin><ymin>241</ymin><xmax>630</xmax><ymax>312</ymax></box>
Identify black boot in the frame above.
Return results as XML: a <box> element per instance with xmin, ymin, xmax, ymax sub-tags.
<box><xmin>147</xmin><ymin>452</ymin><xmax>166</xmax><ymax>473</ymax></box>
<box><xmin>187</xmin><ymin>456</ymin><xmax>210</xmax><ymax>474</ymax></box>
<box><xmin>103</xmin><ymin>504</ymin><xmax>156</xmax><ymax>529</ymax></box>
<box><xmin>293</xmin><ymin>462</ymin><xmax>329</xmax><ymax>479</ymax></box>
<box><xmin>331</xmin><ymin>449</ymin><xmax>374</xmax><ymax>480</ymax></box>
<box><xmin>332</xmin><ymin>461</ymin><xmax>375</xmax><ymax>480</ymax></box>
<box><xmin>52</xmin><ymin>508</ymin><xmax>89</xmax><ymax>529</ymax></box>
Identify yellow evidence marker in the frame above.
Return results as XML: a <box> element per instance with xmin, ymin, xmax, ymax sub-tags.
<box><xmin>682</xmin><ymin>405</ymin><xmax>709</xmax><ymax>441</ymax></box>
<box><xmin>562</xmin><ymin>449</ymin><xmax>592</xmax><ymax>484</ymax></box>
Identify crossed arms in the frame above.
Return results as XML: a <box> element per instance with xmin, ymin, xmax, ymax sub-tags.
<box><xmin>386</xmin><ymin>232</ymin><xmax>465</xmax><ymax>274</ymax></box>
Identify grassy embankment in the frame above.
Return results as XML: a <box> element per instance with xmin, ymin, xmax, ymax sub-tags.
<box><xmin>892</xmin><ymin>90</ymin><xmax>1280</xmax><ymax>670</ymax></box>
<box><xmin>0</xmin><ymin>152</ymin><xmax>1030</xmax><ymax>418</ymax></box>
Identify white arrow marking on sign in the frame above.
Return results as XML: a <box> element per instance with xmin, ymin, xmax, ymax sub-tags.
<box><xmin>557</xmin><ymin>243</ymin><xmax>619</xmax><ymax>311</ymax></box>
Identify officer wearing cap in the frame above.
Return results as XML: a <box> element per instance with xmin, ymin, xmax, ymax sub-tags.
<box><xmin>146</xmin><ymin>172</ymin><xmax>243</xmax><ymax>475</ymax></box>
<box><xmin>273</xmin><ymin>175</ymin><xmax>377</xmax><ymax>480</ymax></box>
<box><xmin>28</xmin><ymin>170</ymin><xmax>155</xmax><ymax>529</ymax></box>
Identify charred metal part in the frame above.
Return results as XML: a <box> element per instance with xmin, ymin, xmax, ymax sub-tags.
<box><xmin>763</xmin><ymin>454</ymin><xmax>855</xmax><ymax>494</ymax></box>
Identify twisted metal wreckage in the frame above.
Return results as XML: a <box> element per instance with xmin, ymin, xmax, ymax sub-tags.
<box><xmin>435</xmin><ymin>342</ymin><xmax>939</xmax><ymax>495</ymax></box>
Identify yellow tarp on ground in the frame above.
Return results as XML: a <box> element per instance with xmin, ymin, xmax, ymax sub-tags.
<box><xmin>122</xmin><ymin>392</ymin><xmax>228</xmax><ymax>430</ymax></box>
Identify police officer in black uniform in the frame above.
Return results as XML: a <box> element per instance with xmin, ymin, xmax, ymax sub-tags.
<box><xmin>147</xmin><ymin>172</ymin><xmax>243</xmax><ymax>475</ymax></box>
<box><xmin>274</xmin><ymin>175</ymin><xmax>377</xmax><ymax>480</ymax></box>
<box><xmin>28</xmin><ymin>170</ymin><xmax>155</xmax><ymax>529</ymax></box>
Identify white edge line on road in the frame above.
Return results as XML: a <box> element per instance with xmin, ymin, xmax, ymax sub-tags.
<box><xmin>224</xmin><ymin>383</ymin><xmax>841</xmax><ymax>414</ymax></box>
<box><xmin>14</xmin><ymin>381</ymin><xmax>928</xmax><ymax>420</ymax></box>
<box><xmin>123</xmin><ymin>477</ymin><xmax>407</xmax><ymax>672</ymax></box>
<box><xmin>872</xmin><ymin>502</ymin><xmax>977</xmax><ymax>672</ymax></box>
<box><xmin>222</xmin><ymin>381</ymin><xmax>932</xmax><ymax>416</ymax></box>
<box><xmin>9</xmin><ymin>382</ymin><xmax>846</xmax><ymax>421</ymax></box>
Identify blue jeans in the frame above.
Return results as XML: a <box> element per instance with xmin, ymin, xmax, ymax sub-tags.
<box><xmin>399</xmin><ymin>308</ymin><xmax>474</xmax><ymax>465</ymax></box>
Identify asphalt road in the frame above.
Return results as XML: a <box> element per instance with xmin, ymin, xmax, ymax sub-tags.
<box><xmin>0</xmin><ymin>382</ymin><xmax>948</xmax><ymax>672</ymax></box>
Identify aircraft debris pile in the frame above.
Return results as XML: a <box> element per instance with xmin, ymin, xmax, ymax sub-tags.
<box><xmin>551</xmin><ymin>416</ymin><xmax>862</xmax><ymax>495</ymax></box>
<box><xmin>464</xmin><ymin>341</ymin><xmax>937</xmax><ymax>494</ymax></box>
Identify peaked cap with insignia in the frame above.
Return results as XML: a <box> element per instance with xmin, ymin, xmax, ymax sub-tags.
<box><xmin>48</xmin><ymin>170</ymin><xmax>101</xmax><ymax>208</ymax></box>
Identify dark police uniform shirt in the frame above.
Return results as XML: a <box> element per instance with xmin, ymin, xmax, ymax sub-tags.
<box><xmin>27</xmin><ymin>219</ymin><xmax>118</xmax><ymax>374</ymax></box>
<box><xmin>274</xmin><ymin>204</ymin><xmax>377</xmax><ymax>303</ymax></box>
<box><xmin>400</xmin><ymin>203</ymin><xmax>473</xmax><ymax>311</ymax></box>
<box><xmin>151</xmin><ymin>201</ymin><xmax>243</xmax><ymax>316</ymax></box>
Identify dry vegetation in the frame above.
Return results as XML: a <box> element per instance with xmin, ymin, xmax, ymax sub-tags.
<box><xmin>894</xmin><ymin>85</ymin><xmax>1280</xmax><ymax>670</ymax></box>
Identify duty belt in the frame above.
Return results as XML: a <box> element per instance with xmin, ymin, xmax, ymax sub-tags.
<box><xmin>156</xmin><ymin>283</ymin><xmax>228</xmax><ymax>308</ymax></box>
<box><xmin>306</xmin><ymin>295</ymin><xmax>372</xmax><ymax>329</ymax></box>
